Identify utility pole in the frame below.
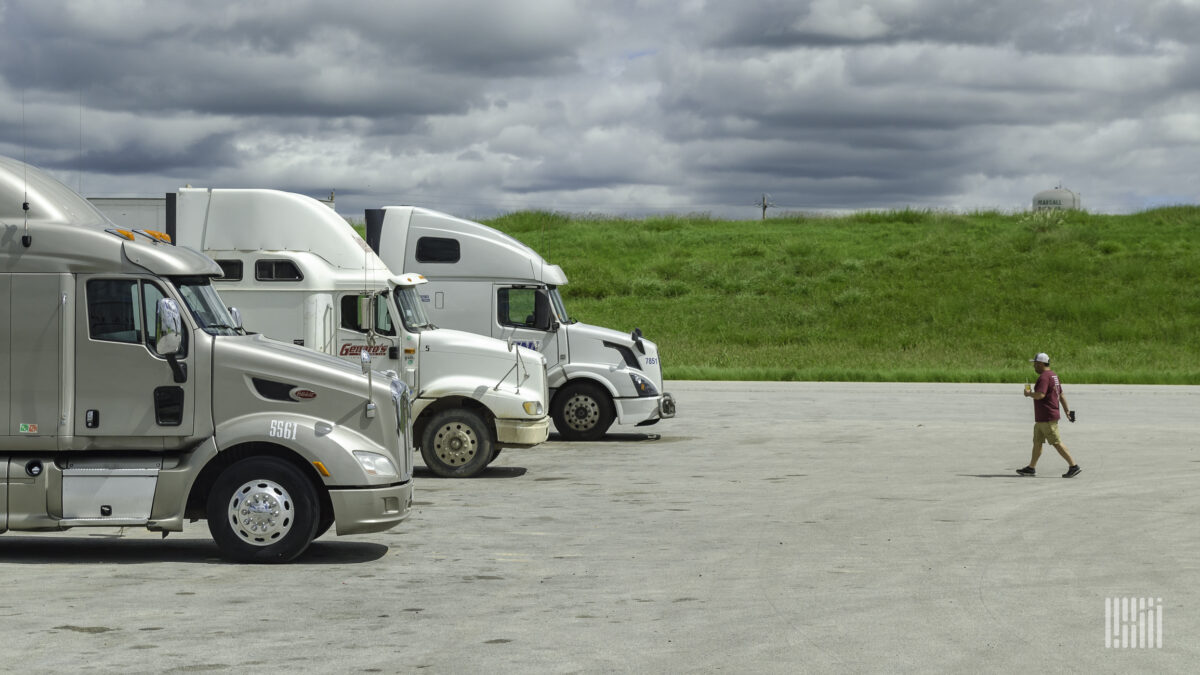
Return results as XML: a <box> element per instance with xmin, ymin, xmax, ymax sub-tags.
<box><xmin>756</xmin><ymin>193</ymin><xmax>775</xmax><ymax>220</ymax></box>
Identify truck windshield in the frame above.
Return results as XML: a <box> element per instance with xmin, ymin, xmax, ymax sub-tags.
<box><xmin>549</xmin><ymin>287</ymin><xmax>574</xmax><ymax>324</ymax></box>
<box><xmin>394</xmin><ymin>286</ymin><xmax>435</xmax><ymax>332</ymax></box>
<box><xmin>172</xmin><ymin>277</ymin><xmax>241</xmax><ymax>336</ymax></box>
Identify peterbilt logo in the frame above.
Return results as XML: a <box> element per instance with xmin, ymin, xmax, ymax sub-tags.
<box><xmin>339</xmin><ymin>344</ymin><xmax>389</xmax><ymax>356</ymax></box>
<box><xmin>290</xmin><ymin>389</ymin><xmax>318</xmax><ymax>401</ymax></box>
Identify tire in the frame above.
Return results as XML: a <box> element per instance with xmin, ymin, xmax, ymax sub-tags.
<box><xmin>419</xmin><ymin>409</ymin><xmax>494</xmax><ymax>478</ymax></box>
<box><xmin>552</xmin><ymin>381</ymin><xmax>615</xmax><ymax>441</ymax></box>
<box><xmin>313</xmin><ymin>510</ymin><xmax>335</xmax><ymax>540</ymax></box>
<box><xmin>206</xmin><ymin>457</ymin><xmax>321</xmax><ymax>563</ymax></box>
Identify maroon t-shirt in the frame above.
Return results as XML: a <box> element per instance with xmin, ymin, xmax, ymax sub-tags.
<box><xmin>1033</xmin><ymin>369</ymin><xmax>1061</xmax><ymax>422</ymax></box>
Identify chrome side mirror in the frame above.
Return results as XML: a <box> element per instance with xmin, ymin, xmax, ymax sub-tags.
<box><xmin>229</xmin><ymin>306</ymin><xmax>243</xmax><ymax>330</ymax></box>
<box><xmin>156</xmin><ymin>298</ymin><xmax>183</xmax><ymax>356</ymax></box>
<box><xmin>358</xmin><ymin>294</ymin><xmax>372</xmax><ymax>331</ymax></box>
<box><xmin>361</xmin><ymin>351</ymin><xmax>376</xmax><ymax>418</ymax></box>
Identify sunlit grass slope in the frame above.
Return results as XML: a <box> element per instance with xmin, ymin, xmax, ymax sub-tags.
<box><xmin>480</xmin><ymin>207</ymin><xmax>1200</xmax><ymax>383</ymax></box>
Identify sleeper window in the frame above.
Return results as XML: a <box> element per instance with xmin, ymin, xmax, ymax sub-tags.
<box><xmin>215</xmin><ymin>259</ymin><xmax>243</xmax><ymax>281</ymax></box>
<box><xmin>415</xmin><ymin>237</ymin><xmax>460</xmax><ymax>263</ymax></box>
<box><xmin>255</xmin><ymin>259</ymin><xmax>303</xmax><ymax>281</ymax></box>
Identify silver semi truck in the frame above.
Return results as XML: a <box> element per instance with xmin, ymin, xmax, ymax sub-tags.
<box><xmin>1</xmin><ymin>156</ymin><xmax>414</xmax><ymax>563</ymax></box>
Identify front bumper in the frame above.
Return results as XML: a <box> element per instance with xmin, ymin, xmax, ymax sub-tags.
<box><xmin>614</xmin><ymin>392</ymin><xmax>676</xmax><ymax>425</ymax></box>
<box><xmin>329</xmin><ymin>481</ymin><xmax>413</xmax><ymax>536</ymax></box>
<box><xmin>495</xmin><ymin>416</ymin><xmax>551</xmax><ymax>447</ymax></box>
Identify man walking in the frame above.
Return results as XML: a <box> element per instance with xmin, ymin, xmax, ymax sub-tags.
<box><xmin>1017</xmin><ymin>353</ymin><xmax>1081</xmax><ymax>478</ymax></box>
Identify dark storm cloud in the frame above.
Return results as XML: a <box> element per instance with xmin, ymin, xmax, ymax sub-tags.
<box><xmin>67</xmin><ymin>133</ymin><xmax>241</xmax><ymax>176</ymax></box>
<box><xmin>1</xmin><ymin>0</ymin><xmax>1198</xmax><ymax>216</ymax></box>
<box><xmin>0</xmin><ymin>0</ymin><xmax>580</xmax><ymax>118</ymax></box>
<box><xmin>700</xmin><ymin>0</ymin><xmax>1177</xmax><ymax>55</ymax></box>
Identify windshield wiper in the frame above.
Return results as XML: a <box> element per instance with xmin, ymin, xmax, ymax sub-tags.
<box><xmin>205</xmin><ymin>323</ymin><xmax>244</xmax><ymax>334</ymax></box>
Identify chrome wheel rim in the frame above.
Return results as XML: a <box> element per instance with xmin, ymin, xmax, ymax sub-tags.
<box><xmin>433</xmin><ymin>422</ymin><xmax>478</xmax><ymax>466</ymax></box>
<box><xmin>227</xmin><ymin>479</ymin><xmax>294</xmax><ymax>546</ymax></box>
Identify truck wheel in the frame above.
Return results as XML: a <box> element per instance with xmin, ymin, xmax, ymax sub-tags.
<box><xmin>206</xmin><ymin>457</ymin><xmax>321</xmax><ymax>563</ymax></box>
<box><xmin>420</xmin><ymin>409</ymin><xmax>493</xmax><ymax>478</ymax></box>
<box><xmin>552</xmin><ymin>381</ymin><xmax>615</xmax><ymax>441</ymax></box>
<box><xmin>314</xmin><ymin>511</ymin><xmax>335</xmax><ymax>540</ymax></box>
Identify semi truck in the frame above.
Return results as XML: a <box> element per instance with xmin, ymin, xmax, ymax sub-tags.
<box><xmin>365</xmin><ymin>207</ymin><xmax>675</xmax><ymax>440</ymax></box>
<box><xmin>1</xmin><ymin>156</ymin><xmax>414</xmax><ymax>562</ymax></box>
<box><xmin>165</xmin><ymin>188</ymin><xmax>549</xmax><ymax>478</ymax></box>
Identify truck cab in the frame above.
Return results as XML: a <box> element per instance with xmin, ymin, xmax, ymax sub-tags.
<box><xmin>0</xmin><ymin>156</ymin><xmax>413</xmax><ymax>562</ymax></box>
<box><xmin>170</xmin><ymin>188</ymin><xmax>549</xmax><ymax>477</ymax></box>
<box><xmin>366</xmin><ymin>206</ymin><xmax>675</xmax><ymax>441</ymax></box>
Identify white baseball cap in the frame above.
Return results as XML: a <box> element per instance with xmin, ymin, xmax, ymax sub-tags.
<box><xmin>1029</xmin><ymin>352</ymin><xmax>1050</xmax><ymax>364</ymax></box>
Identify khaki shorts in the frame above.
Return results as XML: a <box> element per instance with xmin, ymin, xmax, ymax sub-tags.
<box><xmin>1033</xmin><ymin>421</ymin><xmax>1062</xmax><ymax>446</ymax></box>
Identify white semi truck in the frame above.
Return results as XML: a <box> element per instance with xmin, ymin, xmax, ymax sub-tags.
<box><xmin>1</xmin><ymin>157</ymin><xmax>413</xmax><ymax>562</ymax></box>
<box><xmin>166</xmin><ymin>188</ymin><xmax>549</xmax><ymax>478</ymax></box>
<box><xmin>364</xmin><ymin>207</ymin><xmax>676</xmax><ymax>441</ymax></box>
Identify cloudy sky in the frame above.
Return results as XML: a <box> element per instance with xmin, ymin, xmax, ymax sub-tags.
<box><xmin>2</xmin><ymin>0</ymin><xmax>1198</xmax><ymax>220</ymax></box>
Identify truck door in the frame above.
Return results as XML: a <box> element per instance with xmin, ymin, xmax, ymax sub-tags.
<box><xmin>494</xmin><ymin>285</ymin><xmax>563</xmax><ymax>371</ymax></box>
<box><xmin>75</xmin><ymin>276</ymin><xmax>195</xmax><ymax>440</ymax></box>
<box><xmin>335</xmin><ymin>292</ymin><xmax>396</xmax><ymax>373</ymax></box>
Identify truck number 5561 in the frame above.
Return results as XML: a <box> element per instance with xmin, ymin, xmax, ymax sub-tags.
<box><xmin>269</xmin><ymin>420</ymin><xmax>299</xmax><ymax>440</ymax></box>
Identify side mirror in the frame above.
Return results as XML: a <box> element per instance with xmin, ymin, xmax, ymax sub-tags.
<box><xmin>229</xmin><ymin>307</ymin><xmax>243</xmax><ymax>330</ymax></box>
<box><xmin>533</xmin><ymin>289</ymin><xmax>554</xmax><ymax>332</ymax></box>
<box><xmin>357</xmin><ymin>294</ymin><xmax>372</xmax><ymax>331</ymax></box>
<box><xmin>361</xmin><ymin>350</ymin><xmax>376</xmax><ymax>418</ymax></box>
<box><xmin>156</xmin><ymin>298</ymin><xmax>183</xmax><ymax>356</ymax></box>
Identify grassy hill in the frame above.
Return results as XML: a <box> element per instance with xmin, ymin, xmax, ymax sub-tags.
<box><xmin>477</xmin><ymin>207</ymin><xmax>1200</xmax><ymax>384</ymax></box>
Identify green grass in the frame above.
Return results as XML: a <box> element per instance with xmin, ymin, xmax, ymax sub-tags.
<box><xmin>471</xmin><ymin>207</ymin><xmax>1200</xmax><ymax>384</ymax></box>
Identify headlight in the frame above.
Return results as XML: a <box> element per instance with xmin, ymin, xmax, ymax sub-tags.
<box><xmin>629</xmin><ymin>372</ymin><xmax>658</xmax><ymax>397</ymax></box>
<box><xmin>353</xmin><ymin>450</ymin><xmax>398</xmax><ymax>478</ymax></box>
<box><xmin>523</xmin><ymin>401</ymin><xmax>544</xmax><ymax>416</ymax></box>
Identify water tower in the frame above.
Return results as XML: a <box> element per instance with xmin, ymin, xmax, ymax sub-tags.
<box><xmin>1032</xmin><ymin>185</ymin><xmax>1081</xmax><ymax>211</ymax></box>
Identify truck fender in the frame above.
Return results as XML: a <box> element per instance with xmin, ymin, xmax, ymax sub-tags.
<box><xmin>557</xmin><ymin>365</ymin><xmax>624</xmax><ymax>400</ymax></box>
<box><xmin>213</xmin><ymin>412</ymin><xmax>387</xmax><ymax>487</ymax></box>
<box><xmin>417</xmin><ymin>374</ymin><xmax>541</xmax><ymax>421</ymax></box>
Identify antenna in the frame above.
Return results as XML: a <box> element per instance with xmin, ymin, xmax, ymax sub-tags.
<box><xmin>21</xmin><ymin>86</ymin><xmax>31</xmax><ymax>247</ymax></box>
<box><xmin>78</xmin><ymin>88</ymin><xmax>83</xmax><ymax>192</ymax></box>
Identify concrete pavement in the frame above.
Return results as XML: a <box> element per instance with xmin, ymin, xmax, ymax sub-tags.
<box><xmin>0</xmin><ymin>381</ymin><xmax>1195</xmax><ymax>673</ymax></box>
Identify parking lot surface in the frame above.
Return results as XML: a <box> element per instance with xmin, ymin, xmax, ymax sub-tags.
<box><xmin>1</xmin><ymin>381</ymin><xmax>1197</xmax><ymax>673</ymax></box>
